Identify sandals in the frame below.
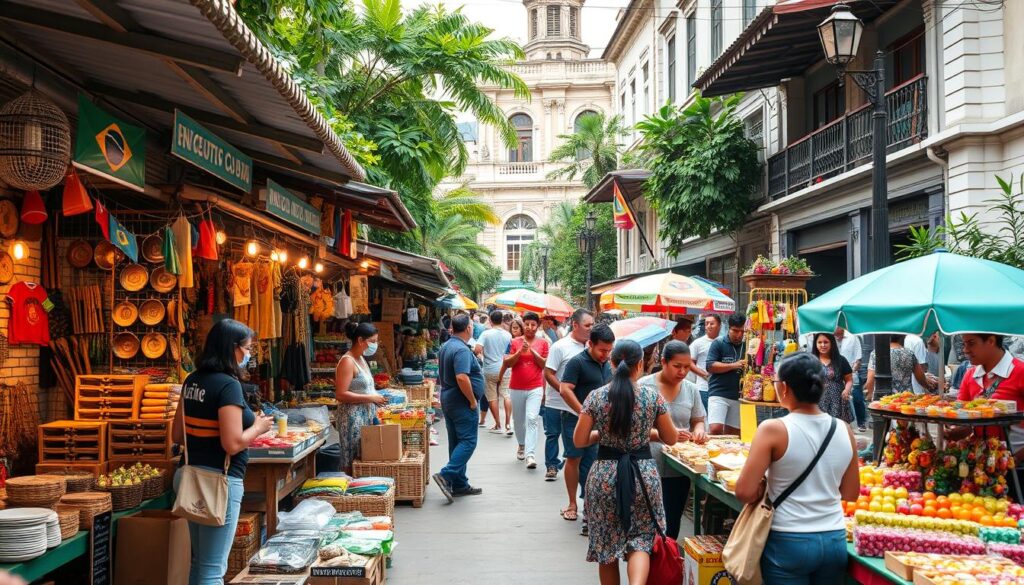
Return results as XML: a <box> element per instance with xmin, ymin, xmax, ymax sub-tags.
<box><xmin>560</xmin><ymin>506</ymin><xmax>578</xmax><ymax>521</ymax></box>
<box><xmin>505</xmin><ymin>424</ymin><xmax>513</xmax><ymax>436</ymax></box>
<box><xmin>516</xmin><ymin>445</ymin><xmax>525</xmax><ymax>460</ymax></box>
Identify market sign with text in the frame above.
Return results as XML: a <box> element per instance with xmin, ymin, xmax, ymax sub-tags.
<box><xmin>171</xmin><ymin>110</ymin><xmax>252</xmax><ymax>192</ymax></box>
<box><xmin>266</xmin><ymin>179</ymin><xmax>321</xmax><ymax>235</ymax></box>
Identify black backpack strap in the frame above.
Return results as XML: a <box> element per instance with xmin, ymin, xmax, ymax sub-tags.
<box><xmin>770</xmin><ymin>416</ymin><xmax>838</xmax><ymax>510</ymax></box>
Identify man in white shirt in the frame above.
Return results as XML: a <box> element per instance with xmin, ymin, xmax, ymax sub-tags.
<box><xmin>478</xmin><ymin>310</ymin><xmax>513</xmax><ymax>432</ymax></box>
<box><xmin>905</xmin><ymin>334</ymin><xmax>931</xmax><ymax>394</ymax></box>
<box><xmin>541</xmin><ymin>309</ymin><xmax>593</xmax><ymax>482</ymax></box>
<box><xmin>835</xmin><ymin>327</ymin><xmax>865</xmax><ymax>430</ymax></box>
<box><xmin>688</xmin><ymin>314</ymin><xmax>721</xmax><ymax>413</ymax></box>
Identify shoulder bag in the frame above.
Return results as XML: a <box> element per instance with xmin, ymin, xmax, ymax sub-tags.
<box><xmin>171</xmin><ymin>420</ymin><xmax>231</xmax><ymax>527</ymax></box>
<box><xmin>637</xmin><ymin>468</ymin><xmax>684</xmax><ymax>585</ymax></box>
<box><xmin>722</xmin><ymin>416</ymin><xmax>838</xmax><ymax>585</ymax></box>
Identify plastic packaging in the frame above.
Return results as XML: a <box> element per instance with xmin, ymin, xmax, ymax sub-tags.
<box><xmin>276</xmin><ymin>498</ymin><xmax>335</xmax><ymax>532</ymax></box>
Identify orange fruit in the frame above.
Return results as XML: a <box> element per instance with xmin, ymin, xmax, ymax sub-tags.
<box><xmin>923</xmin><ymin>506</ymin><xmax>937</xmax><ymax>518</ymax></box>
<box><xmin>922</xmin><ymin>492</ymin><xmax>937</xmax><ymax>501</ymax></box>
<box><xmin>936</xmin><ymin>508</ymin><xmax>952</xmax><ymax>519</ymax></box>
<box><xmin>956</xmin><ymin>508</ymin><xmax>972</xmax><ymax>520</ymax></box>
<box><xmin>980</xmin><ymin>515</ymin><xmax>993</xmax><ymax>526</ymax></box>
<box><xmin>857</xmin><ymin>501</ymin><xmax>870</xmax><ymax>511</ymax></box>
<box><xmin>971</xmin><ymin>508</ymin><xmax>986</xmax><ymax>522</ymax></box>
<box><xmin>1004</xmin><ymin>517</ymin><xmax>1019</xmax><ymax>528</ymax></box>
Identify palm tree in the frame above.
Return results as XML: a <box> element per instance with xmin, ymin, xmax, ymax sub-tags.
<box><xmin>546</xmin><ymin>112</ymin><xmax>626</xmax><ymax>189</ymax></box>
<box><xmin>415</xmin><ymin>214</ymin><xmax>500</xmax><ymax>298</ymax></box>
<box><xmin>519</xmin><ymin>200</ymin><xmax>576</xmax><ymax>286</ymax></box>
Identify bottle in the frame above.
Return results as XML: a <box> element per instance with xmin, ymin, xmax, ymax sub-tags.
<box><xmin>275</xmin><ymin>414</ymin><xmax>288</xmax><ymax>438</ymax></box>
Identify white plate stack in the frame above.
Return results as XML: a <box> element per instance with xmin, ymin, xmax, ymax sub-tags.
<box><xmin>45</xmin><ymin>510</ymin><xmax>62</xmax><ymax>548</ymax></box>
<box><xmin>0</xmin><ymin>508</ymin><xmax>55</xmax><ymax>561</ymax></box>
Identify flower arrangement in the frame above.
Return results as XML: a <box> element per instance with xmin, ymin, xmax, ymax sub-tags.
<box><xmin>744</xmin><ymin>255</ymin><xmax>813</xmax><ymax>276</ymax></box>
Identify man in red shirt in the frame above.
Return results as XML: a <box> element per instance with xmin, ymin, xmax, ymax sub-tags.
<box><xmin>502</xmin><ymin>311</ymin><xmax>550</xmax><ymax>469</ymax></box>
<box><xmin>957</xmin><ymin>333</ymin><xmax>1024</xmax><ymax>466</ymax></box>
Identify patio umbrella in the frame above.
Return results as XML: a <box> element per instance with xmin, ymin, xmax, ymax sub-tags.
<box><xmin>439</xmin><ymin>293</ymin><xmax>479</xmax><ymax>310</ymax></box>
<box><xmin>797</xmin><ymin>250</ymin><xmax>1024</xmax><ymax>336</ymax></box>
<box><xmin>600</xmin><ymin>272</ymin><xmax>736</xmax><ymax>315</ymax></box>
<box><xmin>609</xmin><ymin>317</ymin><xmax>675</xmax><ymax>348</ymax></box>
<box><xmin>490</xmin><ymin>288</ymin><xmax>575</xmax><ymax>318</ymax></box>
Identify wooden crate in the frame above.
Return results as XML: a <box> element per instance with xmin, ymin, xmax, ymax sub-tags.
<box><xmin>403</xmin><ymin>381</ymin><xmax>434</xmax><ymax>403</ymax></box>
<box><xmin>75</xmin><ymin>374</ymin><xmax>148</xmax><ymax>421</ymax></box>
<box><xmin>308</xmin><ymin>554</ymin><xmax>385</xmax><ymax>585</ymax></box>
<box><xmin>299</xmin><ymin>486</ymin><xmax>395</xmax><ymax>518</ymax></box>
<box><xmin>353</xmin><ymin>453</ymin><xmax>425</xmax><ymax>507</ymax></box>
<box><xmin>107</xmin><ymin>419</ymin><xmax>174</xmax><ymax>461</ymax></box>
<box><xmin>38</xmin><ymin>420</ymin><xmax>108</xmax><ymax>464</ymax></box>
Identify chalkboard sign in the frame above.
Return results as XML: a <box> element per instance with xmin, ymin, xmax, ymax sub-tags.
<box><xmin>90</xmin><ymin>511</ymin><xmax>113</xmax><ymax>585</ymax></box>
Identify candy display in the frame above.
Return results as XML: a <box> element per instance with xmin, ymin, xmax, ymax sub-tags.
<box><xmin>886</xmin><ymin>552</ymin><xmax>1024</xmax><ymax>583</ymax></box>
<box><xmin>977</xmin><ymin>527</ymin><xmax>1021</xmax><ymax>544</ymax></box>
<box><xmin>663</xmin><ymin>437</ymin><xmax>747</xmax><ymax>471</ymax></box>
<box><xmin>988</xmin><ymin>543</ymin><xmax>1024</xmax><ymax>566</ymax></box>
<box><xmin>853</xmin><ymin>525</ymin><xmax>987</xmax><ymax>557</ymax></box>
<box><xmin>852</xmin><ymin>510</ymin><xmax>981</xmax><ymax>535</ymax></box>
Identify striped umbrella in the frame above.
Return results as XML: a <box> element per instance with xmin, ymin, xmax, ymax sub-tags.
<box><xmin>489</xmin><ymin>288</ymin><xmax>575</xmax><ymax>318</ymax></box>
<box><xmin>600</xmin><ymin>272</ymin><xmax>735</xmax><ymax>315</ymax></box>
<box><xmin>441</xmin><ymin>293</ymin><xmax>479</xmax><ymax>310</ymax></box>
<box><xmin>609</xmin><ymin>317</ymin><xmax>675</xmax><ymax>348</ymax></box>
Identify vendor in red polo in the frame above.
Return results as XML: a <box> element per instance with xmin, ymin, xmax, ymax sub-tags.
<box><xmin>957</xmin><ymin>333</ymin><xmax>1024</xmax><ymax>466</ymax></box>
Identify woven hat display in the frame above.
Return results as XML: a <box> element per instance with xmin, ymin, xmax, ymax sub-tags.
<box><xmin>66</xmin><ymin>239</ymin><xmax>93</xmax><ymax>269</ymax></box>
<box><xmin>94</xmin><ymin>240</ymin><xmax>122</xmax><ymax>270</ymax></box>
<box><xmin>113</xmin><ymin>332</ymin><xmax>140</xmax><ymax>359</ymax></box>
<box><xmin>58</xmin><ymin>492</ymin><xmax>111</xmax><ymax>529</ymax></box>
<box><xmin>150</xmin><ymin>266</ymin><xmax>177</xmax><ymax>293</ymax></box>
<box><xmin>4</xmin><ymin>476</ymin><xmax>67</xmax><ymax>507</ymax></box>
<box><xmin>0</xmin><ymin>252</ymin><xmax>13</xmax><ymax>285</ymax></box>
<box><xmin>141</xmin><ymin>233</ymin><xmax>164</xmax><ymax>263</ymax></box>
<box><xmin>112</xmin><ymin>301</ymin><xmax>138</xmax><ymax>327</ymax></box>
<box><xmin>141</xmin><ymin>332</ymin><xmax>166</xmax><ymax>359</ymax></box>
<box><xmin>0</xmin><ymin>90</ymin><xmax>71</xmax><ymax>191</ymax></box>
<box><xmin>0</xmin><ymin>200</ymin><xmax>17</xmax><ymax>238</ymax></box>
<box><xmin>119</xmin><ymin>263</ymin><xmax>148</xmax><ymax>292</ymax></box>
<box><xmin>138</xmin><ymin>299</ymin><xmax>165</xmax><ymax>326</ymax></box>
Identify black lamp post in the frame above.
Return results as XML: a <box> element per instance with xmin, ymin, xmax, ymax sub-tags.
<box><xmin>818</xmin><ymin>3</ymin><xmax>891</xmax><ymax>405</ymax></box>
<box><xmin>540</xmin><ymin>242</ymin><xmax>551</xmax><ymax>294</ymax></box>
<box><xmin>577</xmin><ymin>209</ymin><xmax>600</xmax><ymax>311</ymax></box>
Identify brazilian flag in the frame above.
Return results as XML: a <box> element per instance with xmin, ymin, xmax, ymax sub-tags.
<box><xmin>73</xmin><ymin>95</ymin><xmax>145</xmax><ymax>192</ymax></box>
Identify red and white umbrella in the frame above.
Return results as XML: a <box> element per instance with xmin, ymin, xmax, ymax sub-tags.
<box><xmin>488</xmin><ymin>288</ymin><xmax>575</xmax><ymax>318</ymax></box>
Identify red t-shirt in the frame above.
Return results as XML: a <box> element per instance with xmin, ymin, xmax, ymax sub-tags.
<box><xmin>5</xmin><ymin>281</ymin><xmax>50</xmax><ymax>345</ymax></box>
<box><xmin>957</xmin><ymin>355</ymin><xmax>1024</xmax><ymax>447</ymax></box>
<box><xmin>508</xmin><ymin>336</ymin><xmax>549</xmax><ymax>390</ymax></box>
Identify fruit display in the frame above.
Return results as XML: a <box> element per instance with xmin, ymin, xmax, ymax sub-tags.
<box><xmin>988</xmin><ymin>543</ymin><xmax>1024</xmax><ymax>566</ymax></box>
<box><xmin>373</xmin><ymin>373</ymin><xmax>391</xmax><ymax>390</ymax></box>
<box><xmin>977</xmin><ymin>527</ymin><xmax>1020</xmax><ymax>545</ymax></box>
<box><xmin>97</xmin><ymin>463</ymin><xmax>161</xmax><ymax>488</ymax></box>
<box><xmin>744</xmin><ymin>255</ymin><xmax>813</xmax><ymax>276</ymax></box>
<box><xmin>853</xmin><ymin>525</ymin><xmax>987</xmax><ymax>557</ymax></box>
<box><xmin>846</xmin><ymin>486</ymin><xmax>1023</xmax><ymax>527</ymax></box>
<box><xmin>887</xmin><ymin>552</ymin><xmax>1024</xmax><ymax>583</ymax></box>
<box><xmin>885</xmin><ymin>469</ymin><xmax>923</xmax><ymax>491</ymax></box>
<box><xmin>853</xmin><ymin>510</ymin><xmax>980</xmax><ymax>536</ymax></box>
<box><xmin>376</xmin><ymin>406</ymin><xmax>426</xmax><ymax>428</ymax></box>
<box><xmin>870</xmin><ymin>392</ymin><xmax>1017</xmax><ymax>418</ymax></box>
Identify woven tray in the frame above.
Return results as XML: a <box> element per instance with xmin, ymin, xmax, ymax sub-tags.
<box><xmin>43</xmin><ymin>470</ymin><xmax>97</xmax><ymax>493</ymax></box>
<box><xmin>353</xmin><ymin>454</ymin><xmax>425</xmax><ymax>507</ymax></box>
<box><xmin>5</xmin><ymin>475</ymin><xmax>67</xmax><ymax>506</ymax></box>
<box><xmin>56</xmin><ymin>505</ymin><xmax>81</xmax><ymax>539</ymax></box>
<box><xmin>59</xmin><ymin>492</ymin><xmax>112</xmax><ymax>529</ymax></box>
<box><xmin>299</xmin><ymin>486</ymin><xmax>395</xmax><ymax>518</ymax></box>
<box><xmin>101</xmin><ymin>483</ymin><xmax>142</xmax><ymax>511</ymax></box>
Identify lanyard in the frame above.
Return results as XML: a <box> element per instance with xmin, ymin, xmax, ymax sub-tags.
<box><xmin>982</xmin><ymin>375</ymin><xmax>1003</xmax><ymax>398</ymax></box>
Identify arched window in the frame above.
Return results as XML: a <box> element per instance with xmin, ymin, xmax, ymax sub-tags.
<box><xmin>574</xmin><ymin>110</ymin><xmax>599</xmax><ymax>160</ymax></box>
<box><xmin>509</xmin><ymin>113</ymin><xmax>533</xmax><ymax>162</ymax></box>
<box><xmin>504</xmin><ymin>214</ymin><xmax>536</xmax><ymax>271</ymax></box>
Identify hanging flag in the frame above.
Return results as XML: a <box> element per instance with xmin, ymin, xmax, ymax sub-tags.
<box><xmin>108</xmin><ymin>212</ymin><xmax>138</xmax><ymax>263</ymax></box>
<box><xmin>73</xmin><ymin>95</ymin><xmax>146</xmax><ymax>192</ymax></box>
<box><xmin>612</xmin><ymin>179</ymin><xmax>636</xmax><ymax>230</ymax></box>
<box><xmin>94</xmin><ymin>198</ymin><xmax>111</xmax><ymax>240</ymax></box>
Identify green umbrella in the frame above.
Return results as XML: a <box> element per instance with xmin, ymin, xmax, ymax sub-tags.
<box><xmin>797</xmin><ymin>250</ymin><xmax>1024</xmax><ymax>336</ymax></box>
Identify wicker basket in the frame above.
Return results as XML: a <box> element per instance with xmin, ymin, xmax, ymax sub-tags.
<box><xmin>43</xmin><ymin>470</ymin><xmax>96</xmax><ymax>493</ymax></box>
<box><xmin>404</xmin><ymin>382</ymin><xmax>434</xmax><ymax>403</ymax></box>
<box><xmin>59</xmin><ymin>492</ymin><xmax>112</xmax><ymax>529</ymax></box>
<box><xmin>5</xmin><ymin>475</ymin><xmax>67</xmax><ymax>507</ymax></box>
<box><xmin>353</xmin><ymin>454</ymin><xmax>426</xmax><ymax>507</ymax></box>
<box><xmin>101</xmin><ymin>483</ymin><xmax>143</xmax><ymax>511</ymax></box>
<box><xmin>141</xmin><ymin>472</ymin><xmax>165</xmax><ymax>500</ymax></box>
<box><xmin>56</xmin><ymin>505</ymin><xmax>81</xmax><ymax>539</ymax></box>
<box><xmin>301</xmin><ymin>486</ymin><xmax>396</xmax><ymax>518</ymax></box>
<box><xmin>226</xmin><ymin>537</ymin><xmax>261</xmax><ymax>579</ymax></box>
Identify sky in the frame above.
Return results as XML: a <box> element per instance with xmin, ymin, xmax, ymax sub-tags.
<box><xmin>413</xmin><ymin>0</ymin><xmax>631</xmax><ymax>57</ymax></box>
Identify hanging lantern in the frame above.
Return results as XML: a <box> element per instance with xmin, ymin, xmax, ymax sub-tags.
<box><xmin>215</xmin><ymin>230</ymin><xmax>227</xmax><ymax>245</ymax></box>
<box><xmin>270</xmin><ymin>250</ymin><xmax>279</xmax><ymax>262</ymax></box>
<box><xmin>277</xmin><ymin>249</ymin><xmax>288</xmax><ymax>264</ymax></box>
<box><xmin>0</xmin><ymin>90</ymin><xmax>71</xmax><ymax>190</ymax></box>
<box><xmin>314</xmin><ymin>261</ymin><xmax>324</xmax><ymax>274</ymax></box>
<box><xmin>9</xmin><ymin>240</ymin><xmax>28</xmax><ymax>261</ymax></box>
<box><xmin>298</xmin><ymin>256</ymin><xmax>309</xmax><ymax>270</ymax></box>
<box><xmin>20</xmin><ymin>190</ymin><xmax>47</xmax><ymax>225</ymax></box>
<box><xmin>246</xmin><ymin>240</ymin><xmax>258</xmax><ymax>257</ymax></box>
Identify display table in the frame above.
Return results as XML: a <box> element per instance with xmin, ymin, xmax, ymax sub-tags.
<box><xmin>244</xmin><ymin>437</ymin><xmax>325</xmax><ymax>537</ymax></box>
<box><xmin>845</xmin><ymin>544</ymin><xmax>909</xmax><ymax>585</ymax></box>
<box><xmin>0</xmin><ymin>491</ymin><xmax>173</xmax><ymax>582</ymax></box>
<box><xmin>663</xmin><ymin>454</ymin><xmax>742</xmax><ymax>535</ymax></box>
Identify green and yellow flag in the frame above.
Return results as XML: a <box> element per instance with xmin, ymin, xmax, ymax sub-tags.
<box><xmin>73</xmin><ymin>95</ymin><xmax>145</xmax><ymax>192</ymax></box>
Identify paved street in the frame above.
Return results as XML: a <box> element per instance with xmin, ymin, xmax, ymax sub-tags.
<box><xmin>389</xmin><ymin>404</ymin><xmax>690</xmax><ymax>584</ymax></box>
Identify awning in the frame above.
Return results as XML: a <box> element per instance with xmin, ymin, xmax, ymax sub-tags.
<box><xmin>495</xmin><ymin>279</ymin><xmax>535</xmax><ymax>293</ymax></box>
<box><xmin>0</xmin><ymin>0</ymin><xmax>365</xmax><ymax>183</ymax></box>
<box><xmin>695</xmin><ymin>0</ymin><xmax>898</xmax><ymax>97</ymax></box>
<box><xmin>358</xmin><ymin>241</ymin><xmax>451</xmax><ymax>299</ymax></box>
<box><xmin>582</xmin><ymin>169</ymin><xmax>652</xmax><ymax>204</ymax></box>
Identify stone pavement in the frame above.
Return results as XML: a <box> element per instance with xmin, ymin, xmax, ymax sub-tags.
<box><xmin>387</xmin><ymin>403</ymin><xmax>698</xmax><ymax>584</ymax></box>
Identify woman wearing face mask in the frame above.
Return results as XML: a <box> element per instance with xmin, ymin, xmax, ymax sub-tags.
<box><xmin>336</xmin><ymin>321</ymin><xmax>388</xmax><ymax>472</ymax></box>
<box><xmin>172</xmin><ymin>318</ymin><xmax>274</xmax><ymax>584</ymax></box>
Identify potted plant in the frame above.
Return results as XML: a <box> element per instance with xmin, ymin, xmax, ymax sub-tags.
<box><xmin>741</xmin><ymin>255</ymin><xmax>814</xmax><ymax>289</ymax></box>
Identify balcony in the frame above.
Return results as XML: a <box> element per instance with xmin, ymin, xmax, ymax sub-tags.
<box><xmin>767</xmin><ymin>75</ymin><xmax>927</xmax><ymax>200</ymax></box>
<box><xmin>498</xmin><ymin>163</ymin><xmax>540</xmax><ymax>176</ymax></box>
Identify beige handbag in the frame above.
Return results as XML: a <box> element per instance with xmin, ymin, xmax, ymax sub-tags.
<box><xmin>722</xmin><ymin>417</ymin><xmax>837</xmax><ymax>585</ymax></box>
<box><xmin>171</xmin><ymin>422</ymin><xmax>230</xmax><ymax>527</ymax></box>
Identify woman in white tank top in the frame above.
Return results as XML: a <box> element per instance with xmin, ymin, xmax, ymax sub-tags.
<box><xmin>735</xmin><ymin>352</ymin><xmax>860</xmax><ymax>585</ymax></box>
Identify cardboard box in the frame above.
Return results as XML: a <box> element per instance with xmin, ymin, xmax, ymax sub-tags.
<box><xmin>114</xmin><ymin>510</ymin><xmax>190</xmax><ymax>585</ymax></box>
<box><xmin>360</xmin><ymin>424</ymin><xmax>402</xmax><ymax>462</ymax></box>
<box><xmin>683</xmin><ymin>535</ymin><xmax>736</xmax><ymax>585</ymax></box>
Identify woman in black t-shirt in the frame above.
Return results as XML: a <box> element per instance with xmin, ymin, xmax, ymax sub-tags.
<box><xmin>812</xmin><ymin>333</ymin><xmax>855</xmax><ymax>424</ymax></box>
<box><xmin>172</xmin><ymin>319</ymin><xmax>273</xmax><ymax>584</ymax></box>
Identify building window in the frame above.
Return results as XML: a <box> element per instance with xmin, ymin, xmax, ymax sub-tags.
<box><xmin>686</xmin><ymin>13</ymin><xmax>696</xmax><ymax>91</ymax></box>
<box><xmin>642</xmin><ymin>63</ymin><xmax>650</xmax><ymax>115</ymax></box>
<box><xmin>890</xmin><ymin>26</ymin><xmax>925</xmax><ymax>86</ymax></box>
<box><xmin>505</xmin><ymin>214</ymin><xmax>536</xmax><ymax>271</ymax></box>
<box><xmin>530</xmin><ymin>9</ymin><xmax>538</xmax><ymax>39</ymax></box>
<box><xmin>743</xmin><ymin>0</ymin><xmax>757</xmax><ymax>26</ymax></box>
<box><xmin>630</xmin><ymin>79</ymin><xmax>636</xmax><ymax>128</ymax></box>
<box><xmin>569</xmin><ymin>7</ymin><xmax>578</xmax><ymax>38</ymax></box>
<box><xmin>711</xmin><ymin>0</ymin><xmax>723</xmax><ymax>58</ymax></box>
<box><xmin>575</xmin><ymin>110</ymin><xmax>599</xmax><ymax>160</ymax></box>
<box><xmin>745</xmin><ymin>111</ymin><xmax>764</xmax><ymax>160</ymax></box>
<box><xmin>667</xmin><ymin>35</ymin><xmax>677</xmax><ymax>104</ymax></box>
<box><xmin>813</xmin><ymin>81</ymin><xmax>845</xmax><ymax>129</ymax></box>
<box><xmin>509</xmin><ymin>113</ymin><xmax>533</xmax><ymax>162</ymax></box>
<box><xmin>620</xmin><ymin>91</ymin><xmax>626</xmax><ymax>119</ymax></box>
<box><xmin>547</xmin><ymin>5</ymin><xmax>560</xmax><ymax>36</ymax></box>
<box><xmin>708</xmin><ymin>253</ymin><xmax>738</xmax><ymax>295</ymax></box>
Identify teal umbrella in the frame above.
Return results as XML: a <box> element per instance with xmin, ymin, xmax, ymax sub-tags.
<box><xmin>797</xmin><ymin>251</ymin><xmax>1024</xmax><ymax>336</ymax></box>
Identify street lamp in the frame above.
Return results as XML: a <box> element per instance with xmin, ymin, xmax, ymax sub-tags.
<box><xmin>577</xmin><ymin>209</ymin><xmax>600</xmax><ymax>310</ymax></box>
<box><xmin>540</xmin><ymin>241</ymin><xmax>551</xmax><ymax>295</ymax></box>
<box><xmin>818</xmin><ymin>2</ymin><xmax>892</xmax><ymax>401</ymax></box>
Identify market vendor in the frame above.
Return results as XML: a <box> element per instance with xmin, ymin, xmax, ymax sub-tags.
<box><xmin>953</xmin><ymin>333</ymin><xmax>1024</xmax><ymax>468</ymax></box>
<box><xmin>336</xmin><ymin>321</ymin><xmax>388</xmax><ymax>472</ymax></box>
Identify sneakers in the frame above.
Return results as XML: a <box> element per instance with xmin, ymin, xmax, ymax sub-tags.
<box><xmin>545</xmin><ymin>467</ymin><xmax>558</xmax><ymax>481</ymax></box>
<box><xmin>516</xmin><ymin>445</ymin><xmax>525</xmax><ymax>460</ymax></box>
<box><xmin>526</xmin><ymin>455</ymin><xmax>537</xmax><ymax>469</ymax></box>
<box><xmin>432</xmin><ymin>473</ymin><xmax>453</xmax><ymax>504</ymax></box>
<box><xmin>452</xmin><ymin>486</ymin><xmax>483</xmax><ymax>497</ymax></box>
<box><xmin>857</xmin><ymin>425</ymin><xmax>868</xmax><ymax>432</ymax></box>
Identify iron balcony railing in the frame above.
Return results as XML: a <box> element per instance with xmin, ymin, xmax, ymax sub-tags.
<box><xmin>767</xmin><ymin>75</ymin><xmax>927</xmax><ymax>200</ymax></box>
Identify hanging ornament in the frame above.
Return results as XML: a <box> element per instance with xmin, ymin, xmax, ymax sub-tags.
<box><xmin>62</xmin><ymin>166</ymin><xmax>93</xmax><ymax>216</ymax></box>
<box><xmin>0</xmin><ymin>90</ymin><xmax>71</xmax><ymax>190</ymax></box>
<box><xmin>20</xmin><ymin>190</ymin><xmax>47</xmax><ymax>225</ymax></box>
<box><xmin>215</xmin><ymin>230</ymin><xmax>227</xmax><ymax>245</ymax></box>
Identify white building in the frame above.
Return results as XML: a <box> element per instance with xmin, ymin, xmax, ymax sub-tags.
<box><xmin>437</xmin><ymin>0</ymin><xmax>615</xmax><ymax>290</ymax></box>
<box><xmin>591</xmin><ymin>0</ymin><xmax>1024</xmax><ymax>303</ymax></box>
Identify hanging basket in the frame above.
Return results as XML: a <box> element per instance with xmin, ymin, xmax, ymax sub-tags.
<box><xmin>0</xmin><ymin>90</ymin><xmax>71</xmax><ymax>190</ymax></box>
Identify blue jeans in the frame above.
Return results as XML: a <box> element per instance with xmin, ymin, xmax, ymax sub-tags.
<box><xmin>560</xmin><ymin>411</ymin><xmax>597</xmax><ymax>498</ymax></box>
<box><xmin>760</xmin><ymin>529</ymin><xmax>847</xmax><ymax>585</ymax></box>
<box><xmin>699</xmin><ymin>389</ymin><xmax>709</xmax><ymax>414</ymax></box>
<box><xmin>440</xmin><ymin>399</ymin><xmax>479</xmax><ymax>491</ymax></box>
<box><xmin>173</xmin><ymin>467</ymin><xmax>245</xmax><ymax>585</ymax></box>
<box><xmin>540</xmin><ymin>405</ymin><xmax>563</xmax><ymax>470</ymax></box>
<box><xmin>851</xmin><ymin>382</ymin><xmax>867</xmax><ymax>426</ymax></box>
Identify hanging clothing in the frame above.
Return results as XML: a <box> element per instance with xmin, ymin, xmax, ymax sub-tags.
<box><xmin>6</xmin><ymin>281</ymin><xmax>51</xmax><ymax>345</ymax></box>
<box><xmin>333</xmin><ymin>286</ymin><xmax>351</xmax><ymax>319</ymax></box>
<box><xmin>194</xmin><ymin>216</ymin><xmax>218</xmax><ymax>260</ymax></box>
<box><xmin>248</xmin><ymin>261</ymin><xmax>261</xmax><ymax>334</ymax></box>
<box><xmin>255</xmin><ymin>261</ymin><xmax>274</xmax><ymax>340</ymax></box>
<box><xmin>231</xmin><ymin>262</ymin><xmax>253</xmax><ymax>307</ymax></box>
<box><xmin>162</xmin><ymin>226</ymin><xmax>181</xmax><ymax>275</ymax></box>
<box><xmin>272</xmin><ymin>262</ymin><xmax>283</xmax><ymax>339</ymax></box>
<box><xmin>171</xmin><ymin>214</ymin><xmax>194</xmax><ymax>288</ymax></box>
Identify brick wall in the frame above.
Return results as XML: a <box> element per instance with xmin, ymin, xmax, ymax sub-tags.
<box><xmin>0</xmin><ymin>237</ymin><xmax>42</xmax><ymax>387</ymax></box>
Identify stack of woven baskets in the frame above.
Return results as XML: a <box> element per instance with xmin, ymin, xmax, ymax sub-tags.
<box><xmin>42</xmin><ymin>470</ymin><xmax>95</xmax><ymax>493</ymax></box>
<box><xmin>4</xmin><ymin>476</ymin><xmax>67</xmax><ymax>509</ymax></box>
<box><xmin>58</xmin><ymin>492</ymin><xmax>112</xmax><ymax>529</ymax></box>
<box><xmin>54</xmin><ymin>506</ymin><xmax>80</xmax><ymax>539</ymax></box>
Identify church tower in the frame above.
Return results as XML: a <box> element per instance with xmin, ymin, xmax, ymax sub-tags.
<box><xmin>522</xmin><ymin>0</ymin><xmax>590</xmax><ymax>61</ymax></box>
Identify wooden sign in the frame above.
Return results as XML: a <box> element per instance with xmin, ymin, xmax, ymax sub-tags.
<box><xmin>90</xmin><ymin>510</ymin><xmax>113</xmax><ymax>585</ymax></box>
<box><xmin>381</xmin><ymin>289</ymin><xmax>405</xmax><ymax>323</ymax></box>
<box><xmin>373</xmin><ymin>321</ymin><xmax>397</xmax><ymax>376</ymax></box>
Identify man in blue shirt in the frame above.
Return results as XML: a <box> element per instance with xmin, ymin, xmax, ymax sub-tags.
<box><xmin>433</xmin><ymin>313</ymin><xmax>486</xmax><ymax>503</ymax></box>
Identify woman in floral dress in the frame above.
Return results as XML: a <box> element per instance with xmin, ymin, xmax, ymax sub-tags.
<box><xmin>335</xmin><ymin>321</ymin><xmax>387</xmax><ymax>472</ymax></box>
<box><xmin>811</xmin><ymin>333</ymin><xmax>854</xmax><ymax>424</ymax></box>
<box><xmin>573</xmin><ymin>340</ymin><xmax>679</xmax><ymax>585</ymax></box>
